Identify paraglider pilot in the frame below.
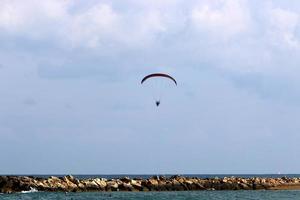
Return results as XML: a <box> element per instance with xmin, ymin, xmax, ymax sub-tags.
<box><xmin>156</xmin><ymin>101</ymin><xmax>160</xmax><ymax>107</ymax></box>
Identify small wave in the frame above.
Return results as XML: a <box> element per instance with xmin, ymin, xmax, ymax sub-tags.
<box><xmin>21</xmin><ymin>187</ymin><xmax>38</xmax><ymax>193</ymax></box>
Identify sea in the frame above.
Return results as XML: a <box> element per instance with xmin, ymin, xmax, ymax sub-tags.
<box><xmin>1</xmin><ymin>174</ymin><xmax>300</xmax><ymax>200</ymax></box>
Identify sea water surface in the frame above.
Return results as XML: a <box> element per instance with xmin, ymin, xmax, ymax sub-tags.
<box><xmin>1</xmin><ymin>191</ymin><xmax>300</xmax><ymax>200</ymax></box>
<box><xmin>10</xmin><ymin>174</ymin><xmax>300</xmax><ymax>180</ymax></box>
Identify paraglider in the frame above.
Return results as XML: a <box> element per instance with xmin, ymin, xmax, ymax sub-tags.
<box><xmin>141</xmin><ymin>73</ymin><xmax>177</xmax><ymax>107</ymax></box>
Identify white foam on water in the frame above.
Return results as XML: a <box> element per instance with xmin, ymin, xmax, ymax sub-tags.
<box><xmin>21</xmin><ymin>187</ymin><xmax>38</xmax><ymax>193</ymax></box>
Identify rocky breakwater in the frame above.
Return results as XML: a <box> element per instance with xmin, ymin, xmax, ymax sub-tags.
<box><xmin>1</xmin><ymin>175</ymin><xmax>300</xmax><ymax>193</ymax></box>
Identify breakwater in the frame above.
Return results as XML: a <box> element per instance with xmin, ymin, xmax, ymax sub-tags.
<box><xmin>1</xmin><ymin>175</ymin><xmax>300</xmax><ymax>193</ymax></box>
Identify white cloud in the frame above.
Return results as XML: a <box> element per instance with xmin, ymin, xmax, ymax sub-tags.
<box><xmin>0</xmin><ymin>0</ymin><xmax>300</xmax><ymax>76</ymax></box>
<box><xmin>0</xmin><ymin>0</ymin><xmax>254</xmax><ymax>47</ymax></box>
<box><xmin>0</xmin><ymin>0</ymin><xmax>171</xmax><ymax>48</ymax></box>
<box><xmin>68</xmin><ymin>4</ymin><xmax>120</xmax><ymax>48</ymax></box>
<box><xmin>0</xmin><ymin>0</ymin><xmax>68</xmax><ymax>37</ymax></box>
<box><xmin>268</xmin><ymin>7</ymin><xmax>300</xmax><ymax>48</ymax></box>
<box><xmin>191</xmin><ymin>0</ymin><xmax>252</xmax><ymax>39</ymax></box>
<box><xmin>1</xmin><ymin>0</ymin><xmax>299</xmax><ymax>51</ymax></box>
<box><xmin>126</xmin><ymin>0</ymin><xmax>181</xmax><ymax>8</ymax></box>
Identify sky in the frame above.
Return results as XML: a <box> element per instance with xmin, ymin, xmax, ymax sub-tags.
<box><xmin>1</xmin><ymin>0</ymin><xmax>300</xmax><ymax>175</ymax></box>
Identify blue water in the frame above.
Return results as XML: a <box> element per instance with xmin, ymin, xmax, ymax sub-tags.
<box><xmin>1</xmin><ymin>191</ymin><xmax>300</xmax><ymax>200</ymax></box>
<box><xmin>7</xmin><ymin>174</ymin><xmax>300</xmax><ymax>180</ymax></box>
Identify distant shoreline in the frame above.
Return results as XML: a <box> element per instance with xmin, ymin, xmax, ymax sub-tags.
<box><xmin>1</xmin><ymin>175</ymin><xmax>300</xmax><ymax>193</ymax></box>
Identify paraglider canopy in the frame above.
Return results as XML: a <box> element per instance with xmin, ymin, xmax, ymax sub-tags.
<box><xmin>141</xmin><ymin>73</ymin><xmax>177</xmax><ymax>85</ymax></box>
<box><xmin>141</xmin><ymin>73</ymin><xmax>177</xmax><ymax>107</ymax></box>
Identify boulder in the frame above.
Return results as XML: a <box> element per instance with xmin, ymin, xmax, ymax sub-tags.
<box><xmin>120</xmin><ymin>177</ymin><xmax>131</xmax><ymax>183</ymax></box>
<box><xmin>130</xmin><ymin>180</ymin><xmax>143</xmax><ymax>191</ymax></box>
<box><xmin>64</xmin><ymin>175</ymin><xmax>79</xmax><ymax>184</ymax></box>
<box><xmin>94</xmin><ymin>178</ymin><xmax>107</xmax><ymax>190</ymax></box>
<box><xmin>119</xmin><ymin>182</ymin><xmax>137</xmax><ymax>191</ymax></box>
<box><xmin>81</xmin><ymin>180</ymin><xmax>100</xmax><ymax>190</ymax></box>
<box><xmin>106</xmin><ymin>180</ymin><xmax>119</xmax><ymax>191</ymax></box>
<box><xmin>63</xmin><ymin>178</ymin><xmax>78</xmax><ymax>192</ymax></box>
<box><xmin>238</xmin><ymin>183</ymin><xmax>251</xmax><ymax>190</ymax></box>
<box><xmin>171</xmin><ymin>179</ymin><xmax>186</xmax><ymax>191</ymax></box>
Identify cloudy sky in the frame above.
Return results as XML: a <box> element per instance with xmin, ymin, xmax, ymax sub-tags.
<box><xmin>1</xmin><ymin>0</ymin><xmax>300</xmax><ymax>174</ymax></box>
